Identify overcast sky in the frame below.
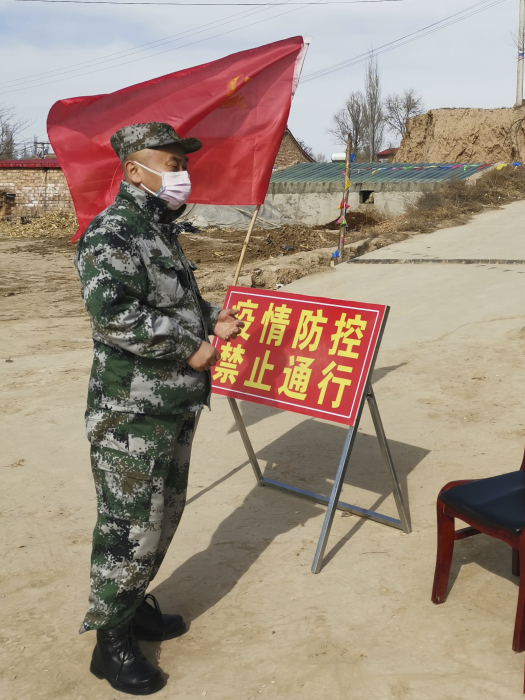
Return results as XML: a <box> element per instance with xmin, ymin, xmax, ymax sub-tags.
<box><xmin>0</xmin><ymin>0</ymin><xmax>520</xmax><ymax>157</ymax></box>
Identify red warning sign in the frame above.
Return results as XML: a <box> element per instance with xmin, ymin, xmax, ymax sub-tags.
<box><xmin>212</xmin><ymin>287</ymin><xmax>387</xmax><ymax>426</ymax></box>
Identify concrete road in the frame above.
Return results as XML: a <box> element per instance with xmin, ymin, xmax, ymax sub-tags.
<box><xmin>288</xmin><ymin>201</ymin><xmax>525</xmax><ymax>351</ymax></box>
<box><xmin>362</xmin><ymin>199</ymin><xmax>525</xmax><ymax>261</ymax></box>
<box><xmin>1</xmin><ymin>202</ymin><xmax>525</xmax><ymax>700</ymax></box>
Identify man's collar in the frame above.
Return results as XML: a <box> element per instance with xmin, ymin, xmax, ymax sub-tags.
<box><xmin>117</xmin><ymin>181</ymin><xmax>169</xmax><ymax>223</ymax></box>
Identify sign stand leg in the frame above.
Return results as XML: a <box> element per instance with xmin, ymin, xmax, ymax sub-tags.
<box><xmin>310</xmin><ymin>423</ymin><xmax>359</xmax><ymax>573</ymax></box>
<box><xmin>226</xmin><ymin>389</ymin><xmax>410</xmax><ymax>574</ymax></box>
<box><xmin>366</xmin><ymin>387</ymin><xmax>411</xmax><ymax>534</ymax></box>
<box><xmin>227</xmin><ymin>397</ymin><xmax>263</xmax><ymax>484</ymax></box>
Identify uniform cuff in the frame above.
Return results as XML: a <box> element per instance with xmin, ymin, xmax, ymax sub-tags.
<box><xmin>173</xmin><ymin>330</ymin><xmax>203</xmax><ymax>363</ymax></box>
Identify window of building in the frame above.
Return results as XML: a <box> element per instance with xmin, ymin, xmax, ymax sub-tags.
<box><xmin>359</xmin><ymin>190</ymin><xmax>374</xmax><ymax>204</ymax></box>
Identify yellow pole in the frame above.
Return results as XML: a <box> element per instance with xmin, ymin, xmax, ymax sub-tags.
<box><xmin>232</xmin><ymin>204</ymin><xmax>261</xmax><ymax>286</ymax></box>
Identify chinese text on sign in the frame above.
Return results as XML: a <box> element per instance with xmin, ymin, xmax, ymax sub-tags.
<box><xmin>212</xmin><ymin>288</ymin><xmax>387</xmax><ymax>426</ymax></box>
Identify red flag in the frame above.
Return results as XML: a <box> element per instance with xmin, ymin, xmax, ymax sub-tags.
<box><xmin>47</xmin><ymin>36</ymin><xmax>306</xmax><ymax>242</ymax></box>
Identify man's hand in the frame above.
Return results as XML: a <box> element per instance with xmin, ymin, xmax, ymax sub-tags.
<box><xmin>187</xmin><ymin>341</ymin><xmax>221</xmax><ymax>372</ymax></box>
<box><xmin>213</xmin><ymin>308</ymin><xmax>244</xmax><ymax>341</ymax></box>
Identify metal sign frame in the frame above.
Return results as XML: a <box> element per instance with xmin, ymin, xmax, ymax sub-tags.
<box><xmin>225</xmin><ymin>310</ymin><xmax>411</xmax><ymax>573</ymax></box>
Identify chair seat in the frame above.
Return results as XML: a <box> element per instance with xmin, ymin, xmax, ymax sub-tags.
<box><xmin>440</xmin><ymin>471</ymin><xmax>525</xmax><ymax>535</ymax></box>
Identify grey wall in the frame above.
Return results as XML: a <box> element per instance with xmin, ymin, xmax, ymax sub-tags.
<box><xmin>265</xmin><ymin>190</ymin><xmax>421</xmax><ymax>225</ymax></box>
<box><xmin>264</xmin><ymin>181</ymin><xmax>435</xmax><ymax>226</ymax></box>
<box><xmin>181</xmin><ymin>181</ymin><xmax>443</xmax><ymax>229</ymax></box>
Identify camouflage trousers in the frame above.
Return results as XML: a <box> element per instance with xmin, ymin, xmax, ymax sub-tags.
<box><xmin>79</xmin><ymin>409</ymin><xmax>198</xmax><ymax>634</ymax></box>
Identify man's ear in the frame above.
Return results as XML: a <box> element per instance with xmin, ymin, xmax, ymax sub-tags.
<box><xmin>123</xmin><ymin>159</ymin><xmax>141</xmax><ymax>185</ymax></box>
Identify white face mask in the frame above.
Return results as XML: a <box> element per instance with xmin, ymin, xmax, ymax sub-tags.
<box><xmin>132</xmin><ymin>161</ymin><xmax>191</xmax><ymax>210</ymax></box>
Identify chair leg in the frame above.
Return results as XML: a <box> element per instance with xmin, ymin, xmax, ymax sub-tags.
<box><xmin>431</xmin><ymin>498</ymin><xmax>456</xmax><ymax>604</ymax></box>
<box><xmin>513</xmin><ymin>537</ymin><xmax>525</xmax><ymax>653</ymax></box>
<box><xmin>513</xmin><ymin>548</ymin><xmax>521</xmax><ymax>578</ymax></box>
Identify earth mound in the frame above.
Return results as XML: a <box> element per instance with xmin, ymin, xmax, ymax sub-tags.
<box><xmin>396</xmin><ymin>107</ymin><xmax>525</xmax><ymax>163</ymax></box>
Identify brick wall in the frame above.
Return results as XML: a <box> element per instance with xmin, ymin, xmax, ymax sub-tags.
<box><xmin>273</xmin><ymin>129</ymin><xmax>314</xmax><ymax>170</ymax></box>
<box><xmin>0</xmin><ymin>166</ymin><xmax>74</xmax><ymax>219</ymax></box>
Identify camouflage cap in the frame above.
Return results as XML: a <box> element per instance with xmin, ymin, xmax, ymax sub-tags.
<box><xmin>110</xmin><ymin>122</ymin><xmax>202</xmax><ymax>162</ymax></box>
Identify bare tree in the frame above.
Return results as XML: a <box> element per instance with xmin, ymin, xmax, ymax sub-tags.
<box><xmin>328</xmin><ymin>90</ymin><xmax>366</xmax><ymax>154</ymax></box>
<box><xmin>362</xmin><ymin>54</ymin><xmax>384</xmax><ymax>160</ymax></box>
<box><xmin>383</xmin><ymin>89</ymin><xmax>424</xmax><ymax>140</ymax></box>
<box><xmin>328</xmin><ymin>54</ymin><xmax>385</xmax><ymax>160</ymax></box>
<box><xmin>19</xmin><ymin>137</ymin><xmax>38</xmax><ymax>160</ymax></box>
<box><xmin>295</xmin><ymin>136</ymin><xmax>315</xmax><ymax>159</ymax></box>
<box><xmin>0</xmin><ymin>106</ymin><xmax>30</xmax><ymax>159</ymax></box>
<box><xmin>0</xmin><ymin>110</ymin><xmax>16</xmax><ymax>159</ymax></box>
<box><xmin>294</xmin><ymin>135</ymin><xmax>327</xmax><ymax>162</ymax></box>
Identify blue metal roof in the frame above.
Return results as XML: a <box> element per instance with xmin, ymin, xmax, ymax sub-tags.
<box><xmin>270</xmin><ymin>162</ymin><xmax>495</xmax><ymax>184</ymax></box>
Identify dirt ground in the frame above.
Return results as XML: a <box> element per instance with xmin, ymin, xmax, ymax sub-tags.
<box><xmin>3</xmin><ymin>209</ymin><xmax>525</xmax><ymax>699</ymax></box>
<box><xmin>0</xmin><ymin>211</ymin><xmax>408</xmax><ymax>305</ymax></box>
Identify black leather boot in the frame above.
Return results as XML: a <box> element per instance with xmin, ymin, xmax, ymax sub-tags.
<box><xmin>90</xmin><ymin>621</ymin><xmax>165</xmax><ymax>695</ymax></box>
<box><xmin>133</xmin><ymin>594</ymin><xmax>187</xmax><ymax>642</ymax></box>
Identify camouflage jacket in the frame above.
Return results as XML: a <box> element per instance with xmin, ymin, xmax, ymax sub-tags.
<box><xmin>75</xmin><ymin>181</ymin><xmax>220</xmax><ymax>415</ymax></box>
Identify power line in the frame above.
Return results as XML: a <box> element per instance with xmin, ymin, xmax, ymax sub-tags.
<box><xmin>0</xmin><ymin>0</ymin><xmax>421</xmax><ymax>91</ymax></box>
<box><xmin>305</xmin><ymin>0</ymin><xmax>505</xmax><ymax>80</ymax></box>
<box><xmin>2</xmin><ymin>0</ymin><xmax>317</xmax><ymax>93</ymax></box>
<box><xmin>3</xmin><ymin>0</ymin><xmax>505</xmax><ymax>94</ymax></box>
<box><xmin>303</xmin><ymin>0</ymin><xmax>502</xmax><ymax>80</ymax></box>
<box><xmin>2</xmin><ymin>0</ymin><xmax>409</xmax><ymax>92</ymax></box>
<box><xmin>1</xmin><ymin>0</ymin><xmax>298</xmax><ymax>89</ymax></box>
<box><xmin>301</xmin><ymin>0</ymin><xmax>506</xmax><ymax>82</ymax></box>
<box><xmin>515</xmin><ymin>0</ymin><xmax>525</xmax><ymax>106</ymax></box>
<box><xmin>13</xmin><ymin>0</ymin><xmax>407</xmax><ymax>3</ymax></box>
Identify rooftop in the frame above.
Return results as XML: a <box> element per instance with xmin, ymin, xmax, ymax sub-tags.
<box><xmin>0</xmin><ymin>159</ymin><xmax>61</xmax><ymax>169</ymax></box>
<box><xmin>269</xmin><ymin>161</ymin><xmax>494</xmax><ymax>184</ymax></box>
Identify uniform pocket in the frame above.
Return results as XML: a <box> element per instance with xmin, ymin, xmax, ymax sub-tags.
<box><xmin>86</xmin><ymin>408</ymin><xmax>132</xmax><ymax>451</ymax></box>
<box><xmin>91</xmin><ymin>445</ymin><xmax>154</xmax><ymax>522</ymax></box>
<box><xmin>149</xmin><ymin>255</ymin><xmax>186</xmax><ymax>308</ymax></box>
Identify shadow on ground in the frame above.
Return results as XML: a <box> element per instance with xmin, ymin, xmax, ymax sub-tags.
<box><xmin>250</xmin><ymin>416</ymin><xmax>426</xmax><ymax>566</ymax></box>
<box><xmin>152</xmin><ymin>405</ymin><xmax>429</xmax><ymax>630</ymax></box>
<box><xmin>444</xmin><ymin>530</ymin><xmax>520</xmax><ymax>592</ymax></box>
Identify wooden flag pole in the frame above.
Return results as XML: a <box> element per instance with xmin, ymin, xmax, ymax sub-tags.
<box><xmin>337</xmin><ymin>134</ymin><xmax>352</xmax><ymax>262</ymax></box>
<box><xmin>232</xmin><ymin>204</ymin><xmax>261</xmax><ymax>286</ymax></box>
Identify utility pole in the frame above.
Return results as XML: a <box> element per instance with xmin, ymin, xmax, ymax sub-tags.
<box><xmin>337</xmin><ymin>134</ymin><xmax>352</xmax><ymax>262</ymax></box>
<box><xmin>516</xmin><ymin>0</ymin><xmax>525</xmax><ymax>107</ymax></box>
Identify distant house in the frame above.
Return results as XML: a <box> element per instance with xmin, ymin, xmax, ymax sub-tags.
<box><xmin>273</xmin><ymin>128</ymin><xmax>315</xmax><ymax>170</ymax></box>
<box><xmin>376</xmin><ymin>147</ymin><xmax>399</xmax><ymax>163</ymax></box>
<box><xmin>0</xmin><ymin>158</ymin><xmax>72</xmax><ymax>220</ymax></box>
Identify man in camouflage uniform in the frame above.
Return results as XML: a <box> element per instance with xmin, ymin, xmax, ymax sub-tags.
<box><xmin>75</xmin><ymin>122</ymin><xmax>243</xmax><ymax>695</ymax></box>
